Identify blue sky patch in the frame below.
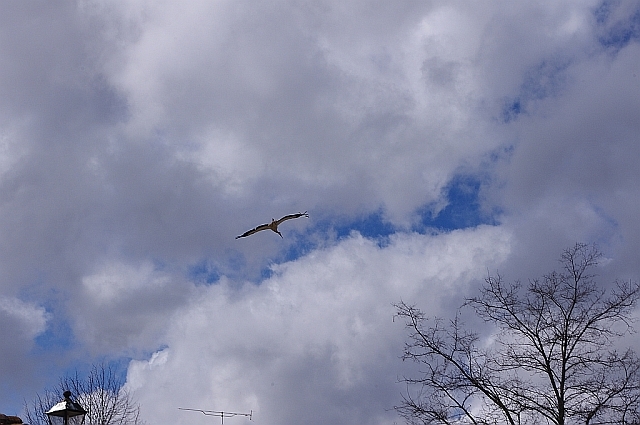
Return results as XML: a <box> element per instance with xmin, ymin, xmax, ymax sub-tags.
<box><xmin>260</xmin><ymin>266</ymin><xmax>274</xmax><ymax>280</ymax></box>
<box><xmin>34</xmin><ymin>318</ymin><xmax>76</xmax><ymax>353</ymax></box>
<box><xmin>304</xmin><ymin>210</ymin><xmax>397</xmax><ymax>248</ymax></box>
<box><xmin>501</xmin><ymin>59</ymin><xmax>570</xmax><ymax>123</ymax></box>
<box><xmin>502</xmin><ymin>99</ymin><xmax>523</xmax><ymax>123</ymax></box>
<box><xmin>188</xmin><ymin>259</ymin><xmax>221</xmax><ymax>285</ymax></box>
<box><xmin>600</xmin><ymin>14</ymin><xmax>640</xmax><ymax>49</ymax></box>
<box><xmin>418</xmin><ymin>174</ymin><xmax>499</xmax><ymax>232</ymax></box>
<box><xmin>332</xmin><ymin>210</ymin><xmax>396</xmax><ymax>241</ymax></box>
<box><xmin>595</xmin><ymin>1</ymin><xmax>640</xmax><ymax>50</ymax></box>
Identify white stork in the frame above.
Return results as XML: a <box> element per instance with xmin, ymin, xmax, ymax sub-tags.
<box><xmin>235</xmin><ymin>211</ymin><xmax>309</xmax><ymax>239</ymax></box>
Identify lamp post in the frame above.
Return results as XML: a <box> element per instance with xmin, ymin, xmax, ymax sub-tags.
<box><xmin>45</xmin><ymin>391</ymin><xmax>86</xmax><ymax>425</ymax></box>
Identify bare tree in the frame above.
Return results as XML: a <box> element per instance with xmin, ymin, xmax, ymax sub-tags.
<box><xmin>395</xmin><ymin>243</ymin><xmax>640</xmax><ymax>425</ymax></box>
<box><xmin>24</xmin><ymin>363</ymin><xmax>143</xmax><ymax>425</ymax></box>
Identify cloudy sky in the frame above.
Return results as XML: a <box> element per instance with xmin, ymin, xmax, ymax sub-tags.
<box><xmin>1</xmin><ymin>0</ymin><xmax>640</xmax><ymax>423</ymax></box>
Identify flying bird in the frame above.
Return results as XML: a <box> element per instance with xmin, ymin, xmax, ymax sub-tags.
<box><xmin>236</xmin><ymin>211</ymin><xmax>309</xmax><ymax>239</ymax></box>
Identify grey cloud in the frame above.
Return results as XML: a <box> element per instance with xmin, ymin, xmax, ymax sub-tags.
<box><xmin>1</xmin><ymin>1</ymin><xmax>640</xmax><ymax>422</ymax></box>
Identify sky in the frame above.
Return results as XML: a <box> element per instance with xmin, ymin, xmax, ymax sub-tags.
<box><xmin>1</xmin><ymin>0</ymin><xmax>640</xmax><ymax>424</ymax></box>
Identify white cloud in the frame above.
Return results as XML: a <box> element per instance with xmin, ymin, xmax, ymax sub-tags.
<box><xmin>72</xmin><ymin>261</ymin><xmax>193</xmax><ymax>355</ymax></box>
<box><xmin>96</xmin><ymin>0</ymin><xmax>516</xmax><ymax>223</ymax></box>
<box><xmin>0</xmin><ymin>296</ymin><xmax>48</xmax><ymax>341</ymax></box>
<box><xmin>125</xmin><ymin>226</ymin><xmax>511</xmax><ymax>425</ymax></box>
<box><xmin>0</xmin><ymin>296</ymin><xmax>49</xmax><ymax>400</ymax></box>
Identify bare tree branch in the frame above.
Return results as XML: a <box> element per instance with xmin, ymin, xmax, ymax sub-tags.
<box><xmin>396</xmin><ymin>243</ymin><xmax>640</xmax><ymax>425</ymax></box>
<box><xmin>24</xmin><ymin>363</ymin><xmax>143</xmax><ymax>425</ymax></box>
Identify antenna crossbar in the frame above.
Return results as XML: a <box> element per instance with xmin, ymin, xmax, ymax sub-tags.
<box><xmin>179</xmin><ymin>408</ymin><xmax>252</xmax><ymax>424</ymax></box>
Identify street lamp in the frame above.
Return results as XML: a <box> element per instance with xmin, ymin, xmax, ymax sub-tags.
<box><xmin>45</xmin><ymin>391</ymin><xmax>86</xmax><ymax>425</ymax></box>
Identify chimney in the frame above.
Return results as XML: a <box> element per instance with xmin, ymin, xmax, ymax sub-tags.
<box><xmin>0</xmin><ymin>414</ymin><xmax>23</xmax><ymax>425</ymax></box>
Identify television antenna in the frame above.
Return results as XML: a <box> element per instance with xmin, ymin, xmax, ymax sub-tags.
<box><xmin>179</xmin><ymin>408</ymin><xmax>252</xmax><ymax>424</ymax></box>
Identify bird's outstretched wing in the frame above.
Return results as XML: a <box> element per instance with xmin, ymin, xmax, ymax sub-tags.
<box><xmin>235</xmin><ymin>212</ymin><xmax>309</xmax><ymax>239</ymax></box>
<box><xmin>274</xmin><ymin>211</ymin><xmax>309</xmax><ymax>226</ymax></box>
<box><xmin>235</xmin><ymin>223</ymin><xmax>270</xmax><ymax>239</ymax></box>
